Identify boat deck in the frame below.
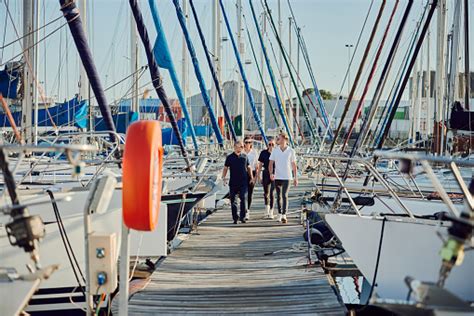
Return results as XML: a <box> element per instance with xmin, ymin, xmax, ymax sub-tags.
<box><xmin>125</xmin><ymin>178</ymin><xmax>346</xmax><ymax>315</ymax></box>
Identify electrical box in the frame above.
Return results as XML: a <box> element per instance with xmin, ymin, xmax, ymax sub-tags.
<box><xmin>88</xmin><ymin>233</ymin><xmax>117</xmax><ymax>294</ymax></box>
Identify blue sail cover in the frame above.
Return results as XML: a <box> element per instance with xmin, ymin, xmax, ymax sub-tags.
<box><xmin>117</xmin><ymin>98</ymin><xmax>160</xmax><ymax>113</ymax></box>
<box><xmin>0</xmin><ymin>67</ymin><xmax>20</xmax><ymax>99</ymax></box>
<box><xmin>95</xmin><ymin>111</ymin><xmax>139</xmax><ymax>134</ymax></box>
<box><xmin>0</xmin><ymin>97</ymin><xmax>88</xmax><ymax>128</ymax></box>
<box><xmin>162</xmin><ymin>118</ymin><xmax>188</xmax><ymax>145</ymax></box>
<box><xmin>149</xmin><ymin>0</ymin><xmax>199</xmax><ymax>152</ymax></box>
<box><xmin>194</xmin><ymin>125</ymin><xmax>213</xmax><ymax>137</ymax></box>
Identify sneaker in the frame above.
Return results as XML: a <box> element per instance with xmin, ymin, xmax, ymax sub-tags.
<box><xmin>278</xmin><ymin>214</ymin><xmax>282</xmax><ymax>222</ymax></box>
<box><xmin>264</xmin><ymin>205</ymin><xmax>270</xmax><ymax>218</ymax></box>
<box><xmin>233</xmin><ymin>220</ymin><xmax>238</xmax><ymax>224</ymax></box>
<box><xmin>268</xmin><ymin>208</ymin><xmax>274</xmax><ymax>219</ymax></box>
<box><xmin>240</xmin><ymin>219</ymin><xmax>247</xmax><ymax>224</ymax></box>
<box><xmin>245</xmin><ymin>211</ymin><xmax>249</xmax><ymax>221</ymax></box>
<box><xmin>281</xmin><ymin>214</ymin><xmax>287</xmax><ymax>224</ymax></box>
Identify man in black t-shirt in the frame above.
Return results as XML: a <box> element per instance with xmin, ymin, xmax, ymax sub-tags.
<box><xmin>222</xmin><ymin>141</ymin><xmax>255</xmax><ymax>224</ymax></box>
<box><xmin>256</xmin><ymin>136</ymin><xmax>276</xmax><ymax>219</ymax></box>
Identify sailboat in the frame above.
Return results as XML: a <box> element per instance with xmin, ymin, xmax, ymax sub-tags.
<box><xmin>310</xmin><ymin>0</ymin><xmax>474</xmax><ymax>310</ymax></box>
<box><xmin>0</xmin><ymin>0</ymin><xmax>219</xmax><ymax>313</ymax></box>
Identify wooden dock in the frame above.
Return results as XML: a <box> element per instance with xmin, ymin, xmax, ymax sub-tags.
<box><xmin>125</xmin><ymin>179</ymin><xmax>347</xmax><ymax>315</ymax></box>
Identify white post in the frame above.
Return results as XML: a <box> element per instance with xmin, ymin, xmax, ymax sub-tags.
<box><xmin>131</xmin><ymin>11</ymin><xmax>139</xmax><ymax>114</ymax></box>
<box><xmin>118</xmin><ymin>224</ymin><xmax>130</xmax><ymax>316</ymax></box>
<box><xmin>237</xmin><ymin>0</ymin><xmax>244</xmax><ymax>138</ymax></box>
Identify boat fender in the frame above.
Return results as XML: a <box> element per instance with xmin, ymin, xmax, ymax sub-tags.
<box><xmin>122</xmin><ymin>121</ymin><xmax>164</xmax><ymax>231</ymax></box>
<box><xmin>303</xmin><ymin>211</ymin><xmax>334</xmax><ymax>245</ymax></box>
<box><xmin>303</xmin><ymin>228</ymin><xmax>324</xmax><ymax>245</ymax></box>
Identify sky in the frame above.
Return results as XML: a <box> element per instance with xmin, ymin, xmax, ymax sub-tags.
<box><xmin>1</xmin><ymin>0</ymin><xmax>473</xmax><ymax>106</ymax></box>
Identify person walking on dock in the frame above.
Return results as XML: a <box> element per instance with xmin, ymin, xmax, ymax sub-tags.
<box><xmin>222</xmin><ymin>141</ymin><xmax>255</xmax><ymax>224</ymax></box>
<box><xmin>269</xmin><ymin>133</ymin><xmax>298</xmax><ymax>224</ymax></box>
<box><xmin>256</xmin><ymin>136</ymin><xmax>276</xmax><ymax>219</ymax></box>
<box><xmin>243</xmin><ymin>136</ymin><xmax>258</xmax><ymax>220</ymax></box>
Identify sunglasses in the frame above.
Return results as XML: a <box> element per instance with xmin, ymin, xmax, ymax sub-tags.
<box><xmin>245</xmin><ymin>141</ymin><xmax>252</xmax><ymax>144</ymax></box>
<box><xmin>268</xmin><ymin>143</ymin><xmax>275</xmax><ymax>147</ymax></box>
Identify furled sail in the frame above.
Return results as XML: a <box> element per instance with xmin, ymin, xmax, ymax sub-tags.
<box><xmin>188</xmin><ymin>0</ymin><xmax>237</xmax><ymax>142</ymax></box>
<box><xmin>129</xmin><ymin>0</ymin><xmax>191</xmax><ymax>169</ymax></box>
<box><xmin>248</xmin><ymin>0</ymin><xmax>292</xmax><ymax>146</ymax></box>
<box><xmin>148</xmin><ymin>0</ymin><xmax>199</xmax><ymax>153</ymax></box>
<box><xmin>172</xmin><ymin>0</ymin><xmax>224</xmax><ymax>147</ymax></box>
<box><xmin>219</xmin><ymin>0</ymin><xmax>267</xmax><ymax>144</ymax></box>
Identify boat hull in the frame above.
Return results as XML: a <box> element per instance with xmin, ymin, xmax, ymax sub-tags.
<box><xmin>162</xmin><ymin>192</ymin><xmax>207</xmax><ymax>241</ymax></box>
<box><xmin>325</xmin><ymin>214</ymin><xmax>474</xmax><ymax>302</ymax></box>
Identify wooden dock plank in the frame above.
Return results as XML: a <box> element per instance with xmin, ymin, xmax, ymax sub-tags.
<box><xmin>124</xmin><ymin>178</ymin><xmax>346</xmax><ymax>315</ymax></box>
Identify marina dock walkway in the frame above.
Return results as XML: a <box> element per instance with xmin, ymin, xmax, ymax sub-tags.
<box><xmin>126</xmin><ymin>178</ymin><xmax>346</xmax><ymax>315</ymax></box>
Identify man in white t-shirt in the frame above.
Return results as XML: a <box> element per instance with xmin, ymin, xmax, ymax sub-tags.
<box><xmin>268</xmin><ymin>133</ymin><xmax>297</xmax><ymax>224</ymax></box>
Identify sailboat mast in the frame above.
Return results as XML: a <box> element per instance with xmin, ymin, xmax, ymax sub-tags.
<box><xmin>211</xmin><ymin>0</ymin><xmax>221</xmax><ymax>121</ymax></box>
<box><xmin>417</xmin><ymin>44</ymin><xmax>423</xmax><ymax>140</ymax></box>
<box><xmin>278</xmin><ymin>0</ymin><xmax>284</xmax><ymax>121</ymax></box>
<box><xmin>448</xmin><ymin>0</ymin><xmax>462</xmax><ymax>109</ymax></box>
<box><xmin>77</xmin><ymin>0</ymin><xmax>92</xmax><ymax>133</ymax></box>
<box><xmin>181</xmin><ymin>0</ymin><xmax>189</xmax><ymax>106</ymax></box>
<box><xmin>296</xmin><ymin>26</ymin><xmax>300</xmax><ymax>140</ymax></box>
<box><xmin>288</xmin><ymin>16</ymin><xmax>294</xmax><ymax>138</ymax></box>
<box><xmin>33</xmin><ymin>0</ymin><xmax>39</xmax><ymax>145</ymax></box>
<box><xmin>236</xmin><ymin>0</ymin><xmax>244</xmax><ymax>138</ymax></box>
<box><xmin>260</xmin><ymin>13</ymin><xmax>266</xmax><ymax>131</ymax></box>
<box><xmin>78</xmin><ymin>0</ymin><xmax>89</xmax><ymax>102</ymax></box>
<box><xmin>435</xmin><ymin>0</ymin><xmax>447</xmax><ymax>155</ymax></box>
<box><xmin>22</xmin><ymin>0</ymin><xmax>34</xmax><ymax>144</ymax></box>
<box><xmin>410</xmin><ymin>60</ymin><xmax>417</xmax><ymax>143</ymax></box>
<box><xmin>131</xmin><ymin>11</ymin><xmax>139</xmax><ymax>114</ymax></box>
<box><xmin>463</xmin><ymin>0</ymin><xmax>470</xmax><ymax>109</ymax></box>
<box><xmin>426</xmin><ymin>30</ymin><xmax>431</xmax><ymax>141</ymax></box>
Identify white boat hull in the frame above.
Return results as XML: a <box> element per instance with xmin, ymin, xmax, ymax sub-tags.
<box><xmin>1</xmin><ymin>188</ymin><xmax>167</xmax><ymax>312</ymax></box>
<box><xmin>325</xmin><ymin>214</ymin><xmax>474</xmax><ymax>302</ymax></box>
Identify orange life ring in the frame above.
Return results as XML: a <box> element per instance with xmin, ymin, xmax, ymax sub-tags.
<box><xmin>122</xmin><ymin>121</ymin><xmax>164</xmax><ymax>231</ymax></box>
